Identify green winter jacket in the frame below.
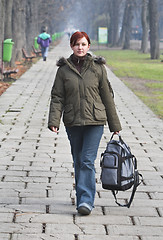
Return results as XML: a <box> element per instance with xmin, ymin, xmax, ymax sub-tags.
<box><xmin>48</xmin><ymin>53</ymin><xmax>122</xmax><ymax>132</ymax></box>
<box><xmin>39</xmin><ymin>32</ymin><xmax>51</xmax><ymax>40</ymax></box>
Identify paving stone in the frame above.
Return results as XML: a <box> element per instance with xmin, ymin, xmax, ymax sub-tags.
<box><xmin>141</xmin><ymin>237</ymin><xmax>163</xmax><ymax>240</ymax></box>
<box><xmin>104</xmin><ymin>206</ymin><xmax>158</xmax><ymax>217</ymax></box>
<box><xmin>21</xmin><ymin>197</ymin><xmax>72</xmax><ymax>205</ymax></box>
<box><xmin>0</xmin><ymin>197</ymin><xmax>19</xmax><ymax>204</ymax></box>
<box><xmin>15</xmin><ymin>213</ymin><xmax>73</xmax><ymax>224</ymax></box>
<box><xmin>134</xmin><ymin>216</ymin><xmax>163</xmax><ymax>226</ymax></box>
<box><xmin>26</xmin><ymin>182</ymin><xmax>73</xmax><ymax>190</ymax></box>
<box><xmin>78</xmin><ymin>236</ymin><xmax>139</xmax><ymax>240</ymax></box>
<box><xmin>12</xmin><ymin>233</ymin><xmax>75</xmax><ymax>240</ymax></box>
<box><xmin>0</xmin><ymin>222</ymin><xmax>42</xmax><ymax>234</ymax></box>
<box><xmin>46</xmin><ymin>223</ymin><xmax>81</xmax><ymax>234</ymax></box>
<box><xmin>19</xmin><ymin>189</ymin><xmax>47</xmax><ymax>198</ymax></box>
<box><xmin>107</xmin><ymin>225</ymin><xmax>163</xmax><ymax>237</ymax></box>
<box><xmin>0</xmin><ymin>234</ymin><xmax>10</xmax><ymax>240</ymax></box>
<box><xmin>0</xmin><ymin>170</ymin><xmax>27</xmax><ymax>177</ymax></box>
<box><xmin>76</xmin><ymin>215</ymin><xmax>132</xmax><ymax>225</ymax></box>
<box><xmin>4</xmin><ymin>176</ymin><xmax>49</xmax><ymax>183</ymax></box>
<box><xmin>0</xmin><ymin>212</ymin><xmax>14</xmax><ymax>222</ymax></box>
<box><xmin>0</xmin><ymin>182</ymin><xmax>25</xmax><ymax>189</ymax></box>
<box><xmin>76</xmin><ymin>224</ymin><xmax>106</xmax><ymax>235</ymax></box>
<box><xmin>0</xmin><ymin>189</ymin><xmax>20</xmax><ymax>197</ymax></box>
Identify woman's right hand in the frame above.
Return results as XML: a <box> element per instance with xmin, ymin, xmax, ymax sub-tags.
<box><xmin>50</xmin><ymin>126</ymin><xmax>59</xmax><ymax>133</ymax></box>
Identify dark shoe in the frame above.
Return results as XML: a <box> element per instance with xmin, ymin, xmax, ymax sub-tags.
<box><xmin>43</xmin><ymin>57</ymin><xmax>46</xmax><ymax>61</ymax></box>
<box><xmin>78</xmin><ymin>206</ymin><xmax>91</xmax><ymax>215</ymax></box>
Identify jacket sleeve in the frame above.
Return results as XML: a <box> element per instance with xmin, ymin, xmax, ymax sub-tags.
<box><xmin>48</xmin><ymin>68</ymin><xmax>65</xmax><ymax>129</ymax></box>
<box><xmin>37</xmin><ymin>37</ymin><xmax>41</xmax><ymax>44</ymax></box>
<box><xmin>99</xmin><ymin>65</ymin><xmax>122</xmax><ymax>132</ymax></box>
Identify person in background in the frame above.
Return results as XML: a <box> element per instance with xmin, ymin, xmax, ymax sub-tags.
<box><xmin>37</xmin><ymin>26</ymin><xmax>51</xmax><ymax>61</ymax></box>
<box><xmin>48</xmin><ymin>31</ymin><xmax>122</xmax><ymax>215</ymax></box>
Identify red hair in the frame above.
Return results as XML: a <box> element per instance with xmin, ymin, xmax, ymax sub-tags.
<box><xmin>70</xmin><ymin>31</ymin><xmax>91</xmax><ymax>46</ymax></box>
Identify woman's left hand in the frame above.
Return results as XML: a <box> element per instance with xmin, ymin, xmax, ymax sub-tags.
<box><xmin>114</xmin><ymin>131</ymin><xmax>120</xmax><ymax>135</ymax></box>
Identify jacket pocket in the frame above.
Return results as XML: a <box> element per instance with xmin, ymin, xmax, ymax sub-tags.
<box><xmin>94</xmin><ymin>102</ymin><xmax>107</xmax><ymax>121</ymax></box>
<box><xmin>63</xmin><ymin>104</ymin><xmax>74</xmax><ymax>124</ymax></box>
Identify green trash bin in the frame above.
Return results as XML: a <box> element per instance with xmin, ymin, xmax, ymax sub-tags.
<box><xmin>34</xmin><ymin>37</ymin><xmax>39</xmax><ymax>50</ymax></box>
<box><xmin>52</xmin><ymin>34</ymin><xmax>55</xmax><ymax>42</ymax></box>
<box><xmin>3</xmin><ymin>39</ymin><xmax>14</xmax><ymax>62</ymax></box>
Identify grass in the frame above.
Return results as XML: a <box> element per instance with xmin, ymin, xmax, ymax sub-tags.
<box><xmin>93</xmin><ymin>49</ymin><xmax>163</xmax><ymax>119</ymax></box>
<box><xmin>93</xmin><ymin>50</ymin><xmax>163</xmax><ymax>80</ymax></box>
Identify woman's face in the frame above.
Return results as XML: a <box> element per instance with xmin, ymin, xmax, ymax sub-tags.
<box><xmin>71</xmin><ymin>37</ymin><xmax>90</xmax><ymax>57</ymax></box>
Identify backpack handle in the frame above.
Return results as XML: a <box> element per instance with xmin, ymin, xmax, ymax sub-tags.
<box><xmin>111</xmin><ymin>132</ymin><xmax>123</xmax><ymax>141</ymax></box>
<box><xmin>111</xmin><ymin>133</ymin><xmax>132</xmax><ymax>153</ymax></box>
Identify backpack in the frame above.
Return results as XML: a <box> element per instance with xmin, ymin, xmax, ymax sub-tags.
<box><xmin>100</xmin><ymin>133</ymin><xmax>143</xmax><ymax>208</ymax></box>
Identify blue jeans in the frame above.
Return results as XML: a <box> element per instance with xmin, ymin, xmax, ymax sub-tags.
<box><xmin>66</xmin><ymin>125</ymin><xmax>104</xmax><ymax>210</ymax></box>
<box><xmin>41</xmin><ymin>46</ymin><xmax>49</xmax><ymax>59</ymax></box>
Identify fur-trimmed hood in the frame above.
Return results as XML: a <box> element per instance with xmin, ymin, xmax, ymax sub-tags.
<box><xmin>94</xmin><ymin>56</ymin><xmax>106</xmax><ymax>64</ymax></box>
<box><xmin>56</xmin><ymin>57</ymin><xmax>67</xmax><ymax>67</ymax></box>
<box><xmin>56</xmin><ymin>54</ymin><xmax>106</xmax><ymax>67</ymax></box>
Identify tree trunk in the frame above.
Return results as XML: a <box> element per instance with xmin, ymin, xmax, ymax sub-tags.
<box><xmin>118</xmin><ymin>0</ymin><xmax>129</xmax><ymax>47</ymax></box>
<box><xmin>123</xmin><ymin>0</ymin><xmax>134</xmax><ymax>49</ymax></box>
<box><xmin>109</xmin><ymin>0</ymin><xmax>121</xmax><ymax>46</ymax></box>
<box><xmin>141</xmin><ymin>0</ymin><xmax>149</xmax><ymax>53</ymax></box>
<box><xmin>4</xmin><ymin>0</ymin><xmax>13</xmax><ymax>39</ymax></box>
<box><xmin>12</xmin><ymin>0</ymin><xmax>26</xmax><ymax>61</ymax></box>
<box><xmin>25</xmin><ymin>0</ymin><xmax>40</xmax><ymax>53</ymax></box>
<box><xmin>149</xmin><ymin>0</ymin><xmax>160</xmax><ymax>59</ymax></box>
<box><xmin>0</xmin><ymin>0</ymin><xmax>5</xmax><ymax>59</ymax></box>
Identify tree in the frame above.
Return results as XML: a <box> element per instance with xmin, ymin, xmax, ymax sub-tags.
<box><xmin>158</xmin><ymin>0</ymin><xmax>163</xmax><ymax>39</ymax></box>
<box><xmin>0</xmin><ymin>0</ymin><xmax>5</xmax><ymax>57</ymax></box>
<box><xmin>12</xmin><ymin>0</ymin><xmax>26</xmax><ymax>62</ymax></box>
<box><xmin>108</xmin><ymin>0</ymin><xmax>121</xmax><ymax>46</ymax></box>
<box><xmin>141</xmin><ymin>0</ymin><xmax>149</xmax><ymax>53</ymax></box>
<box><xmin>4</xmin><ymin>0</ymin><xmax>13</xmax><ymax>39</ymax></box>
<box><xmin>118</xmin><ymin>0</ymin><xmax>130</xmax><ymax>47</ymax></box>
<box><xmin>25</xmin><ymin>0</ymin><xmax>40</xmax><ymax>53</ymax></box>
<box><xmin>149</xmin><ymin>0</ymin><xmax>160</xmax><ymax>59</ymax></box>
<box><xmin>123</xmin><ymin>0</ymin><xmax>134</xmax><ymax>49</ymax></box>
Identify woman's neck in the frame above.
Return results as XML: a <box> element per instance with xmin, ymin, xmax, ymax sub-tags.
<box><xmin>73</xmin><ymin>54</ymin><xmax>86</xmax><ymax>62</ymax></box>
<box><xmin>72</xmin><ymin>54</ymin><xmax>86</xmax><ymax>73</ymax></box>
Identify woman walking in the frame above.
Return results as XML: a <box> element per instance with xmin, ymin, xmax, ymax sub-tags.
<box><xmin>48</xmin><ymin>31</ymin><xmax>122</xmax><ymax>215</ymax></box>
